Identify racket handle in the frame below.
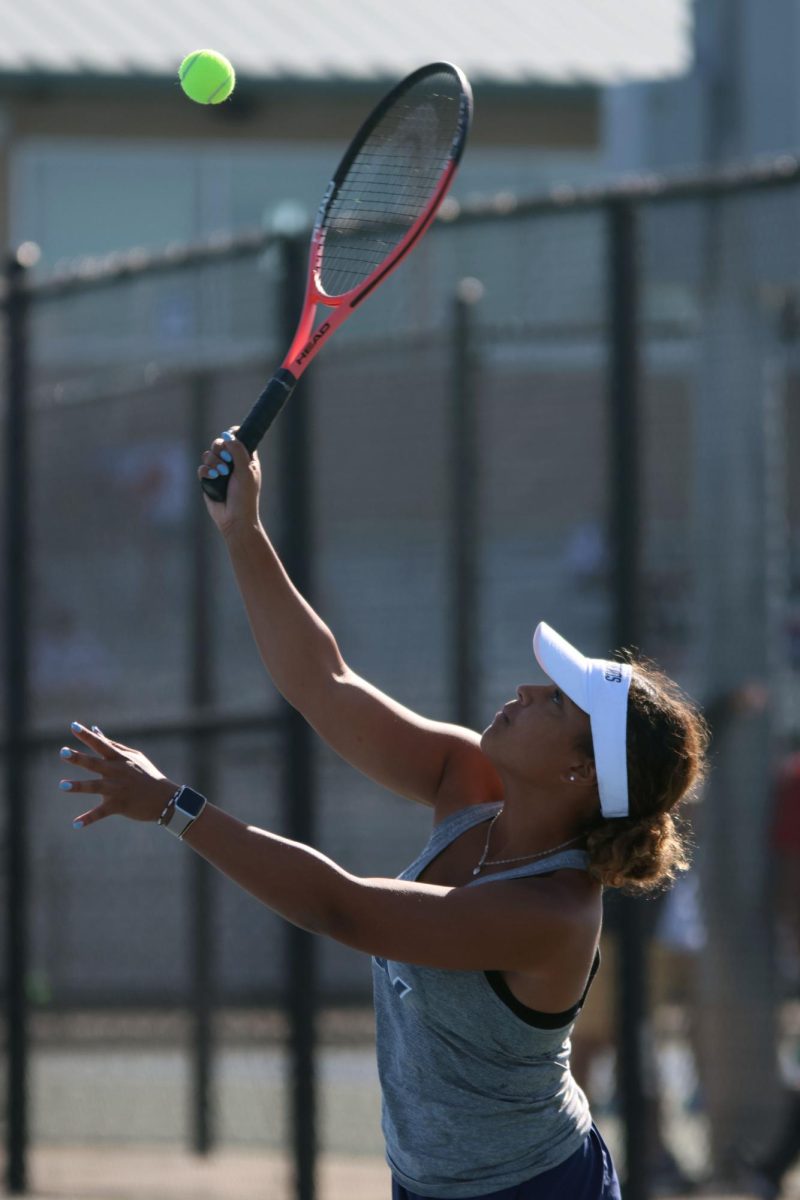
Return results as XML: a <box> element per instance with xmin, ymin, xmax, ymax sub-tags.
<box><xmin>201</xmin><ymin>369</ymin><xmax>297</xmax><ymax>503</ymax></box>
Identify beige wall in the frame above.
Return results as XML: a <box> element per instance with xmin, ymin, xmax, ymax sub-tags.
<box><xmin>3</xmin><ymin>81</ymin><xmax>598</xmax><ymax>148</ymax></box>
<box><xmin>0</xmin><ymin>80</ymin><xmax>599</xmax><ymax>261</ymax></box>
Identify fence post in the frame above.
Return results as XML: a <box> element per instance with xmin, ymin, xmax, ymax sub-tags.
<box><xmin>606</xmin><ymin>199</ymin><xmax>649</xmax><ymax>1200</ymax></box>
<box><xmin>451</xmin><ymin>278</ymin><xmax>484</xmax><ymax>728</ymax></box>
<box><xmin>189</xmin><ymin>371</ymin><xmax>217</xmax><ymax>1154</ymax></box>
<box><xmin>277</xmin><ymin>233</ymin><xmax>319</xmax><ymax>1200</ymax></box>
<box><xmin>4</xmin><ymin>249</ymin><xmax>32</xmax><ymax>1195</ymax></box>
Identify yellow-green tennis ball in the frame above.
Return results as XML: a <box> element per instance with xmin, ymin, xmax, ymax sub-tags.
<box><xmin>179</xmin><ymin>50</ymin><xmax>235</xmax><ymax>105</ymax></box>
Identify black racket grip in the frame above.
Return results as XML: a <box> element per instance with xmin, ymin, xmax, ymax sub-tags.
<box><xmin>201</xmin><ymin>369</ymin><xmax>297</xmax><ymax>503</ymax></box>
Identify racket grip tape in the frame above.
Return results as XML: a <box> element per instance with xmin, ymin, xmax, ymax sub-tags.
<box><xmin>200</xmin><ymin>369</ymin><xmax>298</xmax><ymax>503</ymax></box>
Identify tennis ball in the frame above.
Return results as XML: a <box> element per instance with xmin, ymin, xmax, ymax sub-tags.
<box><xmin>179</xmin><ymin>50</ymin><xmax>236</xmax><ymax>105</ymax></box>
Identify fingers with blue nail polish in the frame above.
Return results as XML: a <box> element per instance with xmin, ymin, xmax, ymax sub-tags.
<box><xmin>199</xmin><ymin>425</ymin><xmax>259</xmax><ymax>524</ymax></box>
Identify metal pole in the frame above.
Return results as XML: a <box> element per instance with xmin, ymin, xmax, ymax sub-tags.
<box><xmin>451</xmin><ymin>278</ymin><xmax>484</xmax><ymax>729</ymax></box>
<box><xmin>606</xmin><ymin>200</ymin><xmax>648</xmax><ymax>1200</ymax></box>
<box><xmin>189</xmin><ymin>372</ymin><xmax>216</xmax><ymax>1154</ymax></box>
<box><xmin>277</xmin><ymin>234</ymin><xmax>318</xmax><ymax>1200</ymax></box>
<box><xmin>4</xmin><ymin>250</ymin><xmax>32</xmax><ymax>1195</ymax></box>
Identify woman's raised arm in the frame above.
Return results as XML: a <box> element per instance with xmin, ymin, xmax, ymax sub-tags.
<box><xmin>200</xmin><ymin>432</ymin><xmax>501</xmax><ymax>810</ymax></box>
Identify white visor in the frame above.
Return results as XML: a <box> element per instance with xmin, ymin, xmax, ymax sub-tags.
<box><xmin>533</xmin><ymin>621</ymin><xmax>632</xmax><ymax>819</ymax></box>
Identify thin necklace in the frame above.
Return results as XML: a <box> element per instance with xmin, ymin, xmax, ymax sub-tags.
<box><xmin>473</xmin><ymin>812</ymin><xmax>585</xmax><ymax>877</ymax></box>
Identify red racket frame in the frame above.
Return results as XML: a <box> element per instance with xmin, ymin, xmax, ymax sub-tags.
<box><xmin>202</xmin><ymin>61</ymin><xmax>472</xmax><ymax>502</ymax></box>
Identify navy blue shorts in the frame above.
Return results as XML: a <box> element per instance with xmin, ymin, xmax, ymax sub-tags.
<box><xmin>390</xmin><ymin>1121</ymin><xmax>622</xmax><ymax>1200</ymax></box>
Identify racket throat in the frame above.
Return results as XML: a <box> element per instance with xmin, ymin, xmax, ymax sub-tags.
<box><xmin>292</xmin><ymin>319</ymin><xmax>333</xmax><ymax>369</ymax></box>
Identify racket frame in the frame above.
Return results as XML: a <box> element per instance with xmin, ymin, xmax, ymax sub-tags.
<box><xmin>282</xmin><ymin>61</ymin><xmax>472</xmax><ymax>376</ymax></box>
<box><xmin>202</xmin><ymin>61</ymin><xmax>472</xmax><ymax>496</ymax></box>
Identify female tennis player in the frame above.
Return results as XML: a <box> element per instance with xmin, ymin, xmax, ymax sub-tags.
<box><xmin>59</xmin><ymin>431</ymin><xmax>710</xmax><ymax>1200</ymax></box>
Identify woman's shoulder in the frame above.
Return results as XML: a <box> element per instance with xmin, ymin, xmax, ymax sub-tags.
<box><xmin>433</xmin><ymin>741</ymin><xmax>504</xmax><ymax>825</ymax></box>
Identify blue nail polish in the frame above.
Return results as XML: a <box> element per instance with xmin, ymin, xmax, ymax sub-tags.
<box><xmin>60</xmin><ymin>747</ymin><xmax>72</xmax><ymax>759</ymax></box>
<box><xmin>208</xmin><ymin>469</ymin><xmax>219</xmax><ymax>479</ymax></box>
<box><xmin>60</xmin><ymin>781</ymin><xmax>73</xmax><ymax>791</ymax></box>
<box><xmin>221</xmin><ymin>431</ymin><xmax>234</xmax><ymax>442</ymax></box>
<box><xmin>220</xmin><ymin>451</ymin><xmax>233</xmax><ymax>463</ymax></box>
<box><xmin>73</xmin><ymin>820</ymin><xmax>84</xmax><ymax>830</ymax></box>
<box><xmin>71</xmin><ymin>721</ymin><xmax>81</xmax><ymax>732</ymax></box>
<box><xmin>217</xmin><ymin>464</ymin><xmax>229</xmax><ymax>476</ymax></box>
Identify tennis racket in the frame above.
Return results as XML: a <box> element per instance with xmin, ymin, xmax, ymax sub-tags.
<box><xmin>201</xmin><ymin>61</ymin><xmax>472</xmax><ymax>502</ymax></box>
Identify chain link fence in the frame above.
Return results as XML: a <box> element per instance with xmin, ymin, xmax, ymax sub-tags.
<box><xmin>3</xmin><ymin>157</ymin><xmax>800</xmax><ymax>1198</ymax></box>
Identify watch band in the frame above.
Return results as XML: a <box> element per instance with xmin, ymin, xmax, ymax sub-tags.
<box><xmin>158</xmin><ymin>785</ymin><xmax>207</xmax><ymax>840</ymax></box>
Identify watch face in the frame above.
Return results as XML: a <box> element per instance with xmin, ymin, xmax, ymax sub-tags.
<box><xmin>176</xmin><ymin>788</ymin><xmax>206</xmax><ymax>818</ymax></box>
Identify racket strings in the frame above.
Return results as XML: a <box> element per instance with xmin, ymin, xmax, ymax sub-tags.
<box><xmin>320</xmin><ymin>71</ymin><xmax>464</xmax><ymax>297</ymax></box>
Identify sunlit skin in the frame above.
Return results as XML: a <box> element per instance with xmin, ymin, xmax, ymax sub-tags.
<box><xmin>479</xmin><ymin>683</ymin><xmax>600</xmax><ymax>861</ymax></box>
<box><xmin>61</xmin><ymin>686</ymin><xmax>602</xmax><ymax>870</ymax></box>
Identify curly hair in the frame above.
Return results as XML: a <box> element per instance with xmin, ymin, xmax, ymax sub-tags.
<box><xmin>574</xmin><ymin>651</ymin><xmax>711</xmax><ymax>896</ymax></box>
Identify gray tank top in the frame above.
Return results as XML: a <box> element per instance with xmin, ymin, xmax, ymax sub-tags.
<box><xmin>371</xmin><ymin>801</ymin><xmax>598</xmax><ymax>1199</ymax></box>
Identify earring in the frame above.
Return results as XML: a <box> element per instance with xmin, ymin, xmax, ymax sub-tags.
<box><xmin>569</xmin><ymin>775</ymin><xmax>576</xmax><ymax>781</ymax></box>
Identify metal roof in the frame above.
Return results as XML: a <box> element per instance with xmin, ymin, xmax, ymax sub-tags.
<box><xmin>0</xmin><ymin>0</ymin><xmax>692</xmax><ymax>87</ymax></box>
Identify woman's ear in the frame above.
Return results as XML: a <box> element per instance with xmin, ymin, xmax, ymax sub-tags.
<box><xmin>564</xmin><ymin>759</ymin><xmax>596</xmax><ymax>787</ymax></box>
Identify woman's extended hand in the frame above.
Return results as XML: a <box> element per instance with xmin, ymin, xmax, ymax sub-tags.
<box><xmin>59</xmin><ymin>723</ymin><xmax>178</xmax><ymax>830</ymax></box>
<box><xmin>198</xmin><ymin>427</ymin><xmax>262</xmax><ymax>537</ymax></box>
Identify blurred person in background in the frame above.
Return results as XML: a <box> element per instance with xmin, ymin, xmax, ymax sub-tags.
<box><xmin>570</xmin><ymin>881</ymin><xmax>703</xmax><ymax>1196</ymax></box>
<box><xmin>33</xmin><ymin>600</ymin><xmax>118</xmax><ymax>716</ymax></box>
<box><xmin>571</xmin><ymin>682</ymin><xmax>769</xmax><ymax>1196</ymax></box>
<box><xmin>737</xmin><ymin>744</ymin><xmax>800</xmax><ymax>1199</ymax></box>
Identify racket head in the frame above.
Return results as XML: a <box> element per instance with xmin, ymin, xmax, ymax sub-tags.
<box><xmin>312</xmin><ymin>62</ymin><xmax>472</xmax><ymax>303</ymax></box>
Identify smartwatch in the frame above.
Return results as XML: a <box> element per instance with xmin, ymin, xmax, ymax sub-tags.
<box><xmin>159</xmin><ymin>785</ymin><xmax>207</xmax><ymax>840</ymax></box>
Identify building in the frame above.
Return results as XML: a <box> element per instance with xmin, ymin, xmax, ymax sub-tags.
<box><xmin>0</xmin><ymin>0</ymin><xmax>692</xmax><ymax>267</ymax></box>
